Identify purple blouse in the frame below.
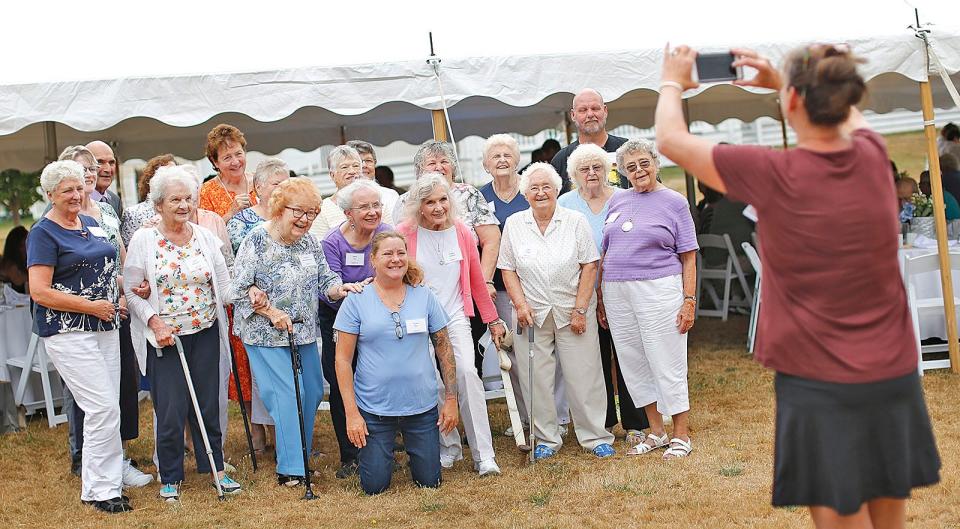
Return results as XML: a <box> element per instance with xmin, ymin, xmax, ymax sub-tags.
<box><xmin>321</xmin><ymin>222</ymin><xmax>392</xmax><ymax>309</ymax></box>
<box><xmin>601</xmin><ymin>188</ymin><xmax>698</xmax><ymax>282</ymax></box>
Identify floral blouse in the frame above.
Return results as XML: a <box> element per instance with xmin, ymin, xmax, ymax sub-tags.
<box><xmin>96</xmin><ymin>202</ymin><xmax>123</xmax><ymax>262</ymax></box>
<box><xmin>199</xmin><ymin>177</ymin><xmax>258</xmax><ymax>218</ymax></box>
<box><xmin>154</xmin><ymin>230</ymin><xmax>217</xmax><ymax>335</ymax></box>
<box><xmin>226</xmin><ymin>208</ymin><xmax>265</xmax><ymax>254</ymax></box>
<box><xmin>121</xmin><ymin>201</ymin><xmax>154</xmax><ymax>246</ymax></box>
<box><xmin>231</xmin><ymin>225</ymin><xmax>342</xmax><ymax>347</ymax></box>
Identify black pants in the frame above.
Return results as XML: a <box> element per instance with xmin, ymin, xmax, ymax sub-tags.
<box><xmin>318</xmin><ymin>303</ymin><xmax>358</xmax><ymax>465</ymax></box>
<box><xmin>147</xmin><ymin>325</ymin><xmax>224</xmax><ymax>484</ymax></box>
<box><xmin>599</xmin><ymin>325</ymin><xmax>649</xmax><ymax>431</ymax></box>
<box><xmin>470</xmin><ymin>307</ymin><xmax>487</xmax><ymax>377</ymax></box>
<box><xmin>69</xmin><ymin>317</ymin><xmax>141</xmax><ymax>458</ymax></box>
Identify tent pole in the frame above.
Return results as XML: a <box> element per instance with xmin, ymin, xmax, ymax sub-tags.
<box><xmin>339</xmin><ymin>125</ymin><xmax>347</xmax><ymax>146</ymax></box>
<box><xmin>432</xmin><ymin>110</ymin><xmax>448</xmax><ymax>142</ymax></box>
<box><xmin>681</xmin><ymin>99</ymin><xmax>696</xmax><ymax>210</ymax></box>
<box><xmin>43</xmin><ymin>122</ymin><xmax>58</xmax><ymax>164</ymax></box>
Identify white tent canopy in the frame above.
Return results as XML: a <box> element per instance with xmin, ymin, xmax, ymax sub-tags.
<box><xmin>1</xmin><ymin>29</ymin><xmax>959</xmax><ymax>171</ymax></box>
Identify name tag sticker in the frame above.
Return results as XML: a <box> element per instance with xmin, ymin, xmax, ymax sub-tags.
<box><xmin>605</xmin><ymin>212</ymin><xmax>621</xmax><ymax>224</ymax></box>
<box><xmin>345</xmin><ymin>253</ymin><xmax>364</xmax><ymax>266</ymax></box>
<box><xmin>406</xmin><ymin>318</ymin><xmax>428</xmax><ymax>334</ymax></box>
<box><xmin>88</xmin><ymin>226</ymin><xmax>108</xmax><ymax>238</ymax></box>
<box><xmin>487</xmin><ymin>200</ymin><xmax>497</xmax><ymax>213</ymax></box>
<box><xmin>298</xmin><ymin>253</ymin><xmax>318</xmax><ymax>268</ymax></box>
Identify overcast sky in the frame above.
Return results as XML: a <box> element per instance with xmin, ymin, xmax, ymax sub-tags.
<box><xmin>4</xmin><ymin>0</ymin><xmax>957</xmax><ymax>85</ymax></box>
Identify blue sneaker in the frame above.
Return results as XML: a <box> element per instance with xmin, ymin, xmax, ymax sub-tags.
<box><xmin>159</xmin><ymin>483</ymin><xmax>180</xmax><ymax>502</ymax></box>
<box><xmin>592</xmin><ymin>443</ymin><xmax>615</xmax><ymax>458</ymax></box>
<box><xmin>533</xmin><ymin>444</ymin><xmax>557</xmax><ymax>461</ymax></box>
<box><xmin>217</xmin><ymin>475</ymin><xmax>242</xmax><ymax>495</ymax></box>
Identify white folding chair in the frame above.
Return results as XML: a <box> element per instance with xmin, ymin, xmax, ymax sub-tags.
<box><xmin>903</xmin><ymin>252</ymin><xmax>958</xmax><ymax>374</ymax></box>
<box><xmin>696</xmin><ymin>234</ymin><xmax>753</xmax><ymax>320</ymax></box>
<box><xmin>741</xmin><ymin>242</ymin><xmax>762</xmax><ymax>354</ymax></box>
<box><xmin>8</xmin><ymin>333</ymin><xmax>67</xmax><ymax>428</ymax></box>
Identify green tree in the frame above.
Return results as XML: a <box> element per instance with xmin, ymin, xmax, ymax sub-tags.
<box><xmin>0</xmin><ymin>169</ymin><xmax>42</xmax><ymax>225</ymax></box>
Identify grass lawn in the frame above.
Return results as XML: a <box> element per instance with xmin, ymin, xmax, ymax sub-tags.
<box><xmin>0</xmin><ymin>318</ymin><xmax>956</xmax><ymax>528</ymax></box>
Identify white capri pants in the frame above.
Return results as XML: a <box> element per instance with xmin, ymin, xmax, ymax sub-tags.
<box><xmin>437</xmin><ymin>316</ymin><xmax>495</xmax><ymax>462</ymax></box>
<box><xmin>602</xmin><ymin>276</ymin><xmax>690</xmax><ymax>417</ymax></box>
<box><xmin>44</xmin><ymin>330</ymin><xmax>123</xmax><ymax>502</ymax></box>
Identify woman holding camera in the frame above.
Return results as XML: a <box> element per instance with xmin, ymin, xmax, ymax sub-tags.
<box><xmin>656</xmin><ymin>44</ymin><xmax>940</xmax><ymax>528</ymax></box>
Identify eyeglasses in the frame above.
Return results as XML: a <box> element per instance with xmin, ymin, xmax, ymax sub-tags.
<box><xmin>83</xmin><ymin>165</ymin><xmax>100</xmax><ymax>174</ymax></box>
<box><xmin>527</xmin><ymin>184</ymin><xmax>554</xmax><ymax>194</ymax></box>
<box><xmin>285</xmin><ymin>207</ymin><xmax>318</xmax><ymax>220</ymax></box>
<box><xmin>577</xmin><ymin>164</ymin><xmax>605</xmax><ymax>175</ymax></box>
<box><xmin>350</xmin><ymin>202</ymin><xmax>382</xmax><ymax>213</ymax></box>
<box><xmin>624</xmin><ymin>159</ymin><xmax>654</xmax><ymax>174</ymax></box>
<box><xmin>391</xmin><ymin>311</ymin><xmax>404</xmax><ymax>339</ymax></box>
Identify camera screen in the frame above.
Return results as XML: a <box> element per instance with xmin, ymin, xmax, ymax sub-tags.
<box><xmin>696</xmin><ymin>52</ymin><xmax>737</xmax><ymax>82</ymax></box>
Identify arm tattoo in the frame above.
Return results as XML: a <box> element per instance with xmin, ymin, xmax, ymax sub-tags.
<box><xmin>431</xmin><ymin>328</ymin><xmax>458</xmax><ymax>399</ymax></box>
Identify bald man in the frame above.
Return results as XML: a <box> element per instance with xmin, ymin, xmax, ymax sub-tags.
<box><xmin>86</xmin><ymin>140</ymin><xmax>123</xmax><ymax>217</ymax></box>
<box><xmin>551</xmin><ymin>89</ymin><xmax>629</xmax><ymax>193</ymax></box>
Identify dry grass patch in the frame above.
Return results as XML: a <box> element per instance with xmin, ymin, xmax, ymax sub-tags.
<box><xmin>0</xmin><ymin>316</ymin><xmax>956</xmax><ymax>529</ymax></box>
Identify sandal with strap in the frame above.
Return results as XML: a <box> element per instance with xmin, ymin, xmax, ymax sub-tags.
<box><xmin>625</xmin><ymin>432</ymin><xmax>669</xmax><ymax>455</ymax></box>
<box><xmin>662</xmin><ymin>438</ymin><xmax>693</xmax><ymax>460</ymax></box>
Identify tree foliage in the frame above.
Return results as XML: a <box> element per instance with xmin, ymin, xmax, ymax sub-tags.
<box><xmin>0</xmin><ymin>169</ymin><xmax>42</xmax><ymax>225</ymax></box>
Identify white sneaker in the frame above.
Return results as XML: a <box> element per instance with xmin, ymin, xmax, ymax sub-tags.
<box><xmin>475</xmin><ymin>459</ymin><xmax>501</xmax><ymax>477</ymax></box>
<box><xmin>439</xmin><ymin>452</ymin><xmax>463</xmax><ymax>469</ymax></box>
<box><xmin>122</xmin><ymin>459</ymin><xmax>153</xmax><ymax>488</ymax></box>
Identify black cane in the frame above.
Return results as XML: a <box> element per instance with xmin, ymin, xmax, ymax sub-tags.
<box><xmin>288</xmin><ymin>320</ymin><xmax>316</xmax><ymax>500</ymax></box>
<box><xmin>227</xmin><ymin>336</ymin><xmax>258</xmax><ymax>471</ymax></box>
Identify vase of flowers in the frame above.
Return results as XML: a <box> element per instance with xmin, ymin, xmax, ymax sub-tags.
<box><xmin>907</xmin><ymin>193</ymin><xmax>935</xmax><ymax>238</ymax></box>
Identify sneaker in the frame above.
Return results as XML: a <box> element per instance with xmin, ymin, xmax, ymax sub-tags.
<box><xmin>533</xmin><ymin>444</ymin><xmax>557</xmax><ymax>461</ymax></box>
<box><xmin>440</xmin><ymin>452</ymin><xmax>463</xmax><ymax>469</ymax></box>
<box><xmin>159</xmin><ymin>483</ymin><xmax>180</xmax><ymax>502</ymax></box>
<box><xmin>475</xmin><ymin>459</ymin><xmax>501</xmax><ymax>477</ymax></box>
<box><xmin>592</xmin><ymin>443</ymin><xmax>615</xmax><ymax>458</ymax></box>
<box><xmin>70</xmin><ymin>456</ymin><xmax>81</xmax><ymax>477</ymax></box>
<box><xmin>217</xmin><ymin>475</ymin><xmax>242</xmax><ymax>495</ymax></box>
<box><xmin>277</xmin><ymin>473</ymin><xmax>301</xmax><ymax>487</ymax></box>
<box><xmin>84</xmin><ymin>496</ymin><xmax>133</xmax><ymax>513</ymax></box>
<box><xmin>122</xmin><ymin>459</ymin><xmax>153</xmax><ymax>488</ymax></box>
<box><xmin>335</xmin><ymin>460</ymin><xmax>358</xmax><ymax>479</ymax></box>
<box><xmin>624</xmin><ymin>430</ymin><xmax>645</xmax><ymax>446</ymax></box>
<box><xmin>557</xmin><ymin>424</ymin><xmax>569</xmax><ymax>438</ymax></box>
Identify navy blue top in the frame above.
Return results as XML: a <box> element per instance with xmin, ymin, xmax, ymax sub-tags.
<box><xmin>26</xmin><ymin>215</ymin><xmax>120</xmax><ymax>337</ymax></box>
<box><xmin>479</xmin><ymin>182</ymin><xmax>529</xmax><ymax>291</ymax></box>
<box><xmin>334</xmin><ymin>284</ymin><xmax>448</xmax><ymax>416</ymax></box>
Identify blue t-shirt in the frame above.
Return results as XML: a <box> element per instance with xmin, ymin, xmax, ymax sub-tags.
<box><xmin>26</xmin><ymin>215</ymin><xmax>120</xmax><ymax>337</ymax></box>
<box><xmin>478</xmin><ymin>182</ymin><xmax>529</xmax><ymax>291</ymax></box>
<box><xmin>333</xmin><ymin>284</ymin><xmax>449</xmax><ymax>416</ymax></box>
<box><xmin>557</xmin><ymin>189</ymin><xmax>622</xmax><ymax>254</ymax></box>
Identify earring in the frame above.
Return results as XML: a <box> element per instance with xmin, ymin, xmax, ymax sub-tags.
<box><xmin>350</xmin><ymin>222</ymin><xmax>356</xmax><ymax>230</ymax></box>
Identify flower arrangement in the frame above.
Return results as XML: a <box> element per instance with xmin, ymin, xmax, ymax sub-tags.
<box><xmin>909</xmin><ymin>193</ymin><xmax>933</xmax><ymax>218</ymax></box>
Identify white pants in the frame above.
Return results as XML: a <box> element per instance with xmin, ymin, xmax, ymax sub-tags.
<box><xmin>514</xmin><ymin>311</ymin><xmax>613</xmax><ymax>451</ymax></box>
<box><xmin>45</xmin><ymin>331</ymin><xmax>123</xmax><ymax>502</ymax></box>
<box><xmin>437</xmin><ymin>316</ymin><xmax>495</xmax><ymax>462</ymax></box>
<box><xmin>495</xmin><ymin>294</ymin><xmax>570</xmax><ymax>425</ymax></box>
<box><xmin>603</xmin><ymin>277</ymin><xmax>690</xmax><ymax>416</ymax></box>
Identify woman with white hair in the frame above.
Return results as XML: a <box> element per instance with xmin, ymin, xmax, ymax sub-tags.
<box><xmin>27</xmin><ymin>160</ymin><xmax>130</xmax><ymax>513</ymax></box>
<box><xmin>311</xmin><ymin>145</ymin><xmax>395</xmax><ymax>238</ymax></box>
<box><xmin>123</xmin><ymin>165</ymin><xmax>241</xmax><ymax>501</ymax></box>
<box><xmin>227</xmin><ymin>158</ymin><xmax>290</xmax><ymax>253</ymax></box>
<box><xmin>396</xmin><ymin>174</ymin><xmax>506</xmax><ymax>475</ymax></box>
<box><xmin>497</xmin><ymin>163</ymin><xmax>615</xmax><ymax>461</ymax></box>
<box><xmin>598</xmin><ymin>138</ymin><xmax>697</xmax><ymax>459</ymax></box>
<box><xmin>558</xmin><ymin>143</ymin><xmax>649</xmax><ymax>446</ymax></box>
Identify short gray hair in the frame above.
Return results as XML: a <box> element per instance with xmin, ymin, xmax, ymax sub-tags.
<box><xmin>616</xmin><ymin>138</ymin><xmax>661</xmax><ymax>176</ymax></box>
<box><xmin>57</xmin><ymin>145</ymin><xmax>95</xmax><ymax>164</ymax></box>
<box><xmin>519</xmin><ymin>162</ymin><xmax>562</xmax><ymax>194</ymax></box>
<box><xmin>566</xmin><ymin>143</ymin><xmax>611</xmax><ymax>187</ymax></box>
<box><xmin>413</xmin><ymin>140</ymin><xmax>459</xmax><ymax>180</ymax></box>
<box><xmin>40</xmin><ymin>160</ymin><xmax>84</xmax><ymax>193</ymax></box>
<box><xmin>402</xmin><ymin>172</ymin><xmax>460</xmax><ymax>224</ymax></box>
<box><xmin>148</xmin><ymin>165</ymin><xmax>197</xmax><ymax>206</ymax></box>
<box><xmin>940</xmin><ymin>153</ymin><xmax>959</xmax><ymax>172</ymax></box>
<box><xmin>327</xmin><ymin>145</ymin><xmax>361</xmax><ymax>172</ymax></box>
<box><xmin>253</xmin><ymin>158</ymin><xmax>290</xmax><ymax>189</ymax></box>
<box><xmin>336</xmin><ymin>179</ymin><xmax>383</xmax><ymax>210</ymax></box>
<box><xmin>482</xmin><ymin>134</ymin><xmax>520</xmax><ymax>167</ymax></box>
<box><xmin>346</xmin><ymin>140</ymin><xmax>376</xmax><ymax>163</ymax></box>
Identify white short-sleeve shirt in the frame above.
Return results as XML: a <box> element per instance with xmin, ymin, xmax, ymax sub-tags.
<box><xmin>497</xmin><ymin>206</ymin><xmax>600</xmax><ymax>328</ymax></box>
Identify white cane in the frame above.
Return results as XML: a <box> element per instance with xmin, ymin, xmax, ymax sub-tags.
<box><xmin>525</xmin><ymin>323</ymin><xmax>535</xmax><ymax>463</ymax></box>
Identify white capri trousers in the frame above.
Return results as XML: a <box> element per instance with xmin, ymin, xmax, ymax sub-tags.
<box><xmin>602</xmin><ymin>276</ymin><xmax>690</xmax><ymax>417</ymax></box>
<box><xmin>44</xmin><ymin>330</ymin><xmax>123</xmax><ymax>502</ymax></box>
<box><xmin>437</xmin><ymin>316</ymin><xmax>495</xmax><ymax>462</ymax></box>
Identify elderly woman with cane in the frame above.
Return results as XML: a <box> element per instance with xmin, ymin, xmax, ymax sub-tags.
<box><xmin>497</xmin><ymin>163</ymin><xmax>615</xmax><ymax>460</ymax></box>
<box><xmin>124</xmin><ymin>165</ymin><xmax>241</xmax><ymax>502</ymax></box>
<box><xmin>657</xmin><ymin>44</ymin><xmax>940</xmax><ymax>527</ymax></box>
<box><xmin>232</xmin><ymin>177</ymin><xmax>364</xmax><ymax>487</ymax></box>
<box><xmin>27</xmin><ymin>160</ymin><xmax>130</xmax><ymax>513</ymax></box>
<box><xmin>396</xmin><ymin>174</ymin><xmax>506</xmax><ymax>475</ymax></box>
<box><xmin>335</xmin><ymin>231</ymin><xmax>459</xmax><ymax>494</ymax></box>
<box><xmin>598</xmin><ymin>139</ymin><xmax>697</xmax><ymax>458</ymax></box>
<box><xmin>318</xmin><ymin>178</ymin><xmax>392</xmax><ymax>479</ymax></box>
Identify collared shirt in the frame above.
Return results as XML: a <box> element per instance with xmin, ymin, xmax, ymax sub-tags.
<box><xmin>497</xmin><ymin>206</ymin><xmax>599</xmax><ymax>328</ymax></box>
<box><xmin>90</xmin><ymin>189</ymin><xmax>107</xmax><ymax>203</ymax></box>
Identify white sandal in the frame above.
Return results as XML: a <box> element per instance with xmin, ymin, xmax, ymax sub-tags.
<box><xmin>662</xmin><ymin>438</ymin><xmax>693</xmax><ymax>460</ymax></box>
<box><xmin>626</xmin><ymin>432</ymin><xmax>668</xmax><ymax>455</ymax></box>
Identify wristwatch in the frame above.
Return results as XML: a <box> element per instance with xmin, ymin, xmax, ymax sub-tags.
<box><xmin>487</xmin><ymin>318</ymin><xmax>506</xmax><ymax>328</ymax></box>
<box><xmin>683</xmin><ymin>295</ymin><xmax>697</xmax><ymax>303</ymax></box>
<box><xmin>574</xmin><ymin>307</ymin><xmax>587</xmax><ymax>315</ymax></box>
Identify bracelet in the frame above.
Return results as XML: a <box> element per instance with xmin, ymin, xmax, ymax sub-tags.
<box><xmin>485</xmin><ymin>280</ymin><xmax>495</xmax><ymax>286</ymax></box>
<box><xmin>659</xmin><ymin>81</ymin><xmax>684</xmax><ymax>92</ymax></box>
<box><xmin>683</xmin><ymin>295</ymin><xmax>697</xmax><ymax>303</ymax></box>
<box><xmin>487</xmin><ymin>318</ymin><xmax>505</xmax><ymax>328</ymax></box>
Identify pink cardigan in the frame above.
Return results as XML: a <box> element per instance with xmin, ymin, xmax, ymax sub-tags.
<box><xmin>396</xmin><ymin>220</ymin><xmax>498</xmax><ymax>323</ymax></box>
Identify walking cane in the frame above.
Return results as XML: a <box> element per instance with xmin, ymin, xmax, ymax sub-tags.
<box><xmin>172</xmin><ymin>335</ymin><xmax>225</xmax><ymax>500</ymax></box>
<box><xmin>287</xmin><ymin>320</ymin><xmax>316</xmax><ymax>500</ymax></box>
<box><xmin>521</xmin><ymin>322</ymin><xmax>536</xmax><ymax>464</ymax></box>
<box><xmin>227</xmin><ymin>338</ymin><xmax>258</xmax><ymax>471</ymax></box>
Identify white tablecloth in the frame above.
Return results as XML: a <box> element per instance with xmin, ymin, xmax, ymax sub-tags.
<box><xmin>898</xmin><ymin>248</ymin><xmax>960</xmax><ymax>340</ymax></box>
<box><xmin>0</xmin><ymin>305</ymin><xmax>31</xmax><ymax>383</ymax></box>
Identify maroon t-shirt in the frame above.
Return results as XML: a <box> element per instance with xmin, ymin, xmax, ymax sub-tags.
<box><xmin>713</xmin><ymin>129</ymin><xmax>916</xmax><ymax>383</ymax></box>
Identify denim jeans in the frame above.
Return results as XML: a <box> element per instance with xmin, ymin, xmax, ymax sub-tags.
<box><xmin>358</xmin><ymin>406</ymin><xmax>440</xmax><ymax>495</ymax></box>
